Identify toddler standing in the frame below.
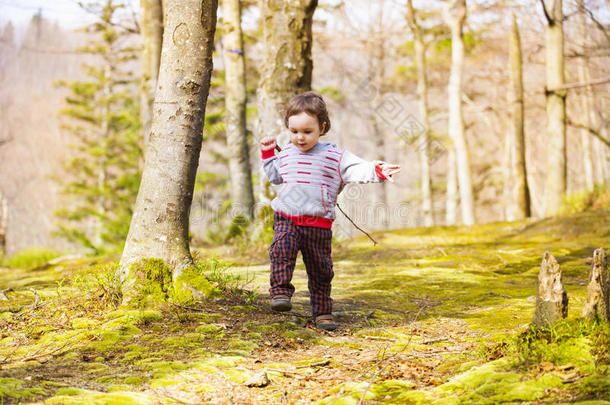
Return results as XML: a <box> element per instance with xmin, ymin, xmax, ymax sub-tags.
<box><xmin>260</xmin><ymin>91</ymin><xmax>400</xmax><ymax>330</ymax></box>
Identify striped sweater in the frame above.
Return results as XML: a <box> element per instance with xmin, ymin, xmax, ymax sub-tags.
<box><xmin>262</xmin><ymin>142</ymin><xmax>384</xmax><ymax>228</ymax></box>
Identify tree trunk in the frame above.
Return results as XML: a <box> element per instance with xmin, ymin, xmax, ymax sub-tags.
<box><xmin>507</xmin><ymin>13</ymin><xmax>531</xmax><ymax>219</ymax></box>
<box><xmin>255</xmin><ymin>0</ymin><xmax>317</xmax><ymax>148</ymax></box>
<box><xmin>0</xmin><ymin>194</ymin><xmax>7</xmax><ymax>256</ymax></box>
<box><xmin>140</xmin><ymin>0</ymin><xmax>163</xmax><ymax>156</ymax></box>
<box><xmin>221</xmin><ymin>0</ymin><xmax>255</xmax><ymax>220</ymax></box>
<box><xmin>406</xmin><ymin>0</ymin><xmax>434</xmax><ymax>227</ymax></box>
<box><xmin>532</xmin><ymin>252</ymin><xmax>568</xmax><ymax>328</ymax></box>
<box><xmin>254</xmin><ymin>0</ymin><xmax>317</xmax><ymax>209</ymax></box>
<box><xmin>443</xmin><ymin>0</ymin><xmax>475</xmax><ymax>226</ymax></box>
<box><xmin>582</xmin><ymin>248</ymin><xmax>609</xmax><ymax>322</ymax></box>
<box><xmin>541</xmin><ymin>0</ymin><xmax>567</xmax><ymax>216</ymax></box>
<box><xmin>445</xmin><ymin>147</ymin><xmax>458</xmax><ymax>225</ymax></box>
<box><xmin>576</xmin><ymin>0</ymin><xmax>595</xmax><ymax>190</ymax></box>
<box><xmin>120</xmin><ymin>0</ymin><xmax>218</xmax><ymax>299</ymax></box>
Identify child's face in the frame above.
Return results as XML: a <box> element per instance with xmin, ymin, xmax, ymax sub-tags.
<box><xmin>288</xmin><ymin>112</ymin><xmax>325</xmax><ymax>152</ymax></box>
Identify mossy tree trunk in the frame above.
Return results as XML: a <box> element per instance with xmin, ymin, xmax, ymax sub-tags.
<box><xmin>140</xmin><ymin>0</ymin><xmax>164</xmax><ymax>157</ymax></box>
<box><xmin>582</xmin><ymin>248</ymin><xmax>609</xmax><ymax>322</ymax></box>
<box><xmin>443</xmin><ymin>0</ymin><xmax>475</xmax><ymax>226</ymax></box>
<box><xmin>406</xmin><ymin>0</ymin><xmax>434</xmax><ymax>227</ymax></box>
<box><xmin>540</xmin><ymin>0</ymin><xmax>567</xmax><ymax>216</ymax></box>
<box><xmin>506</xmin><ymin>13</ymin><xmax>531</xmax><ymax>220</ymax></box>
<box><xmin>532</xmin><ymin>252</ymin><xmax>568</xmax><ymax>328</ymax></box>
<box><xmin>221</xmin><ymin>0</ymin><xmax>255</xmax><ymax>220</ymax></box>
<box><xmin>120</xmin><ymin>0</ymin><xmax>218</xmax><ymax>303</ymax></box>
<box><xmin>254</xmin><ymin>0</ymin><xmax>317</xmax><ymax>208</ymax></box>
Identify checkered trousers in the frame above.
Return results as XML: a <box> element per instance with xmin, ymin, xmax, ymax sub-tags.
<box><xmin>269</xmin><ymin>212</ymin><xmax>334</xmax><ymax>316</ymax></box>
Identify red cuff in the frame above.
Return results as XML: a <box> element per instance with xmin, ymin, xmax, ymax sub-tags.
<box><xmin>375</xmin><ymin>163</ymin><xmax>387</xmax><ymax>180</ymax></box>
<box><xmin>261</xmin><ymin>148</ymin><xmax>275</xmax><ymax>160</ymax></box>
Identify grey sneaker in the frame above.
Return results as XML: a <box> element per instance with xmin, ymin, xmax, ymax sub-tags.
<box><xmin>315</xmin><ymin>314</ymin><xmax>337</xmax><ymax>331</ymax></box>
<box><xmin>271</xmin><ymin>295</ymin><xmax>292</xmax><ymax>312</ymax></box>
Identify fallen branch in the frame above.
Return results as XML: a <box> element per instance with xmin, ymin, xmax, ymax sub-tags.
<box><xmin>0</xmin><ymin>288</ymin><xmax>13</xmax><ymax>301</ymax></box>
<box><xmin>296</xmin><ymin>359</ymin><xmax>330</xmax><ymax>369</ymax></box>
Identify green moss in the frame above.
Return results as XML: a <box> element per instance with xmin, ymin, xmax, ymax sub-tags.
<box><xmin>71</xmin><ymin>318</ymin><xmax>98</xmax><ymax>329</ymax></box>
<box><xmin>55</xmin><ymin>387</ymin><xmax>86</xmax><ymax>396</ymax></box>
<box><xmin>226</xmin><ymin>338</ymin><xmax>258</xmax><ymax>354</ymax></box>
<box><xmin>124</xmin><ymin>376</ymin><xmax>146</xmax><ymax>385</ymax></box>
<box><xmin>578</xmin><ymin>374</ymin><xmax>610</xmax><ymax>398</ymax></box>
<box><xmin>171</xmin><ymin>265</ymin><xmax>221</xmax><ymax>304</ymax></box>
<box><xmin>47</xmin><ymin>391</ymin><xmax>154</xmax><ymax>404</ymax></box>
<box><xmin>124</xmin><ymin>258</ymin><xmax>172</xmax><ymax>308</ymax></box>
<box><xmin>0</xmin><ymin>377</ymin><xmax>48</xmax><ymax>400</ymax></box>
<box><xmin>196</xmin><ymin>323</ymin><xmax>223</xmax><ymax>334</ymax></box>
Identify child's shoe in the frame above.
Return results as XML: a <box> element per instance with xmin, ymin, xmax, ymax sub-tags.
<box><xmin>270</xmin><ymin>295</ymin><xmax>292</xmax><ymax>312</ymax></box>
<box><xmin>315</xmin><ymin>314</ymin><xmax>337</xmax><ymax>331</ymax></box>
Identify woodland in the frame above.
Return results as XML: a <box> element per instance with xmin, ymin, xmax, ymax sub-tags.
<box><xmin>0</xmin><ymin>0</ymin><xmax>609</xmax><ymax>403</ymax></box>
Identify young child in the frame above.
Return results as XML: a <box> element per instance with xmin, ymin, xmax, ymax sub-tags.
<box><xmin>260</xmin><ymin>91</ymin><xmax>400</xmax><ymax>330</ymax></box>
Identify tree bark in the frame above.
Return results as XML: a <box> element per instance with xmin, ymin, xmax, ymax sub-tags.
<box><xmin>532</xmin><ymin>252</ymin><xmax>568</xmax><ymax>328</ymax></box>
<box><xmin>120</xmin><ymin>0</ymin><xmax>218</xmax><ymax>291</ymax></box>
<box><xmin>221</xmin><ymin>0</ymin><xmax>255</xmax><ymax>220</ymax></box>
<box><xmin>507</xmin><ymin>13</ymin><xmax>531</xmax><ymax>219</ymax></box>
<box><xmin>541</xmin><ymin>0</ymin><xmax>567</xmax><ymax>216</ymax></box>
<box><xmin>406</xmin><ymin>0</ymin><xmax>434</xmax><ymax>227</ymax></box>
<box><xmin>445</xmin><ymin>147</ymin><xmax>458</xmax><ymax>225</ymax></box>
<box><xmin>443</xmin><ymin>0</ymin><xmax>475</xmax><ymax>225</ymax></box>
<box><xmin>575</xmin><ymin>0</ymin><xmax>597</xmax><ymax>189</ymax></box>
<box><xmin>254</xmin><ymin>0</ymin><xmax>317</xmax><ymax>209</ymax></box>
<box><xmin>0</xmin><ymin>194</ymin><xmax>7</xmax><ymax>256</ymax></box>
<box><xmin>140</xmin><ymin>0</ymin><xmax>163</xmax><ymax>156</ymax></box>
<box><xmin>582</xmin><ymin>248</ymin><xmax>609</xmax><ymax>322</ymax></box>
<box><xmin>255</xmin><ymin>0</ymin><xmax>317</xmax><ymax>148</ymax></box>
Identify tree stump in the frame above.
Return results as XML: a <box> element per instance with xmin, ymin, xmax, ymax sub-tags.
<box><xmin>582</xmin><ymin>248</ymin><xmax>609</xmax><ymax>322</ymax></box>
<box><xmin>532</xmin><ymin>252</ymin><xmax>568</xmax><ymax>328</ymax></box>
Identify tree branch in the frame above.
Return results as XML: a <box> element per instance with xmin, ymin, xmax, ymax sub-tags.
<box><xmin>549</xmin><ymin>75</ymin><xmax>610</xmax><ymax>91</ymax></box>
<box><xmin>539</xmin><ymin>0</ymin><xmax>553</xmax><ymax>24</ymax></box>
<box><xmin>567</xmin><ymin>119</ymin><xmax>610</xmax><ymax>148</ymax></box>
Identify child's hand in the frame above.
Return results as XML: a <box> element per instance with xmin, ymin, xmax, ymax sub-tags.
<box><xmin>260</xmin><ymin>136</ymin><xmax>277</xmax><ymax>151</ymax></box>
<box><xmin>376</xmin><ymin>162</ymin><xmax>401</xmax><ymax>183</ymax></box>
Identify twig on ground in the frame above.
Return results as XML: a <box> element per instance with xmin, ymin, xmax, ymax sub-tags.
<box><xmin>357</xmin><ymin>307</ymin><xmax>425</xmax><ymax>405</ymax></box>
<box><xmin>296</xmin><ymin>359</ymin><xmax>330</xmax><ymax>369</ymax></box>
<box><xmin>365</xmin><ymin>310</ymin><xmax>375</xmax><ymax>326</ymax></box>
<box><xmin>0</xmin><ymin>288</ymin><xmax>13</xmax><ymax>301</ymax></box>
<box><xmin>361</xmin><ymin>335</ymin><xmax>397</xmax><ymax>342</ymax></box>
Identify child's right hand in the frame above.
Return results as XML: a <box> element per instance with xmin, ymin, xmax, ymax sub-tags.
<box><xmin>260</xmin><ymin>136</ymin><xmax>277</xmax><ymax>151</ymax></box>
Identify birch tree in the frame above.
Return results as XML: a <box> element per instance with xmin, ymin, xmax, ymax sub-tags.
<box><xmin>140</xmin><ymin>0</ymin><xmax>163</xmax><ymax>154</ymax></box>
<box><xmin>120</xmin><ymin>0</ymin><xmax>218</xmax><ymax>302</ymax></box>
<box><xmin>406</xmin><ymin>0</ymin><xmax>434</xmax><ymax>227</ymax></box>
<box><xmin>221</xmin><ymin>0</ymin><xmax>255</xmax><ymax>220</ymax></box>
<box><xmin>540</xmin><ymin>0</ymin><xmax>566</xmax><ymax>216</ymax></box>
<box><xmin>576</xmin><ymin>0</ymin><xmax>595</xmax><ymax>190</ymax></box>
<box><xmin>255</xmin><ymin>0</ymin><xmax>317</xmax><ymax>155</ymax></box>
<box><xmin>443</xmin><ymin>0</ymin><xmax>475</xmax><ymax>225</ymax></box>
<box><xmin>506</xmin><ymin>13</ymin><xmax>531</xmax><ymax>219</ymax></box>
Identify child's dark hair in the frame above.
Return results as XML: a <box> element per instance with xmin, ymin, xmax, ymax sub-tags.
<box><xmin>284</xmin><ymin>91</ymin><xmax>331</xmax><ymax>135</ymax></box>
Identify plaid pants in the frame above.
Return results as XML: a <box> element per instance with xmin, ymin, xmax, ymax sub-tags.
<box><xmin>269</xmin><ymin>212</ymin><xmax>334</xmax><ymax>316</ymax></box>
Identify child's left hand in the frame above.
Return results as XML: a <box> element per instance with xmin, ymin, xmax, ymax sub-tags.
<box><xmin>376</xmin><ymin>162</ymin><xmax>401</xmax><ymax>182</ymax></box>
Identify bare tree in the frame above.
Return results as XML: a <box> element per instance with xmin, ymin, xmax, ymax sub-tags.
<box><xmin>506</xmin><ymin>13</ymin><xmax>531</xmax><ymax>220</ymax></box>
<box><xmin>406</xmin><ymin>0</ymin><xmax>434</xmax><ymax>227</ymax></box>
<box><xmin>120</xmin><ymin>0</ymin><xmax>218</xmax><ymax>300</ymax></box>
<box><xmin>540</xmin><ymin>0</ymin><xmax>566</xmax><ymax>216</ymax></box>
<box><xmin>140</xmin><ymin>0</ymin><xmax>163</xmax><ymax>156</ymax></box>
<box><xmin>443</xmin><ymin>0</ymin><xmax>475</xmax><ymax>225</ymax></box>
<box><xmin>221</xmin><ymin>0</ymin><xmax>255</xmax><ymax>220</ymax></box>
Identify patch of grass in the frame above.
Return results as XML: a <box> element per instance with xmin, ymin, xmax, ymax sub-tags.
<box><xmin>6</xmin><ymin>247</ymin><xmax>62</xmax><ymax>269</ymax></box>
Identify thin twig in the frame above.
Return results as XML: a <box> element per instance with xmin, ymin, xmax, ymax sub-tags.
<box><xmin>357</xmin><ymin>308</ymin><xmax>425</xmax><ymax>405</ymax></box>
<box><xmin>274</xmin><ymin>144</ymin><xmax>378</xmax><ymax>245</ymax></box>
<box><xmin>296</xmin><ymin>359</ymin><xmax>330</xmax><ymax>369</ymax></box>
<box><xmin>0</xmin><ymin>288</ymin><xmax>13</xmax><ymax>301</ymax></box>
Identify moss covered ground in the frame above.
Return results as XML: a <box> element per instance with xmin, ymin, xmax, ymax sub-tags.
<box><xmin>0</xmin><ymin>209</ymin><xmax>609</xmax><ymax>404</ymax></box>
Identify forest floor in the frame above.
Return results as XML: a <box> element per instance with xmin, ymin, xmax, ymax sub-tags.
<box><xmin>1</xmin><ymin>209</ymin><xmax>610</xmax><ymax>404</ymax></box>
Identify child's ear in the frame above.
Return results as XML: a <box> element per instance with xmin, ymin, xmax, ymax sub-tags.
<box><xmin>321</xmin><ymin>122</ymin><xmax>327</xmax><ymax>133</ymax></box>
